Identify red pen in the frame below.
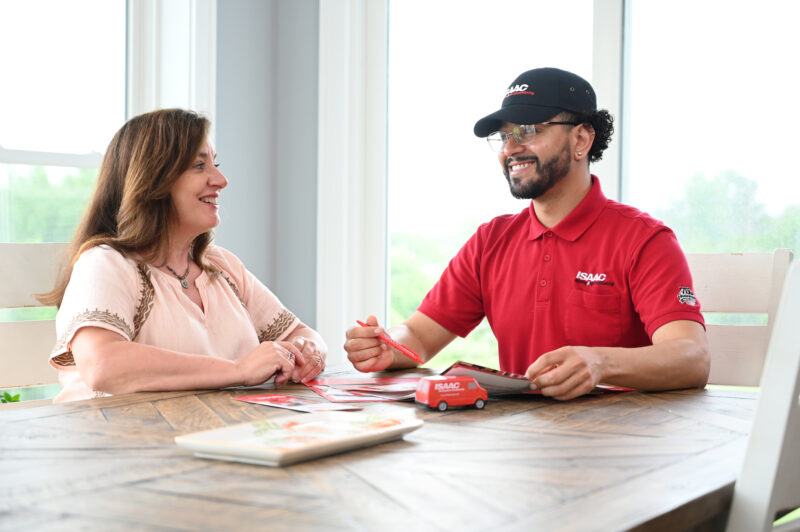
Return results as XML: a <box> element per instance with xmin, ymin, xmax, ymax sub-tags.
<box><xmin>356</xmin><ymin>320</ymin><xmax>425</xmax><ymax>364</ymax></box>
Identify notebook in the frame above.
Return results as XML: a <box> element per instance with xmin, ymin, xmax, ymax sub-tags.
<box><xmin>175</xmin><ymin>411</ymin><xmax>423</xmax><ymax>467</ymax></box>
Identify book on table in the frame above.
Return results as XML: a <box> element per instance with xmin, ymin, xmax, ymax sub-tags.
<box><xmin>175</xmin><ymin>411</ymin><xmax>423</xmax><ymax>467</ymax></box>
<box><xmin>440</xmin><ymin>361</ymin><xmax>633</xmax><ymax>395</ymax></box>
<box><xmin>440</xmin><ymin>361</ymin><xmax>532</xmax><ymax>395</ymax></box>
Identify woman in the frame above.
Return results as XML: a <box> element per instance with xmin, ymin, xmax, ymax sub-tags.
<box><xmin>41</xmin><ymin>109</ymin><xmax>326</xmax><ymax>402</ymax></box>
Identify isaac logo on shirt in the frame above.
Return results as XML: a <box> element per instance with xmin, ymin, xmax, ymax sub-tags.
<box><xmin>575</xmin><ymin>270</ymin><xmax>615</xmax><ymax>286</ymax></box>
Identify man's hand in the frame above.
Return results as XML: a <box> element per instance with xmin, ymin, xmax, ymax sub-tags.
<box><xmin>343</xmin><ymin>315</ymin><xmax>396</xmax><ymax>373</ymax></box>
<box><xmin>525</xmin><ymin>346</ymin><xmax>605</xmax><ymax>400</ymax></box>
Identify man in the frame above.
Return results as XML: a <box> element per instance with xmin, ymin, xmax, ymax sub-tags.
<box><xmin>344</xmin><ymin>67</ymin><xmax>709</xmax><ymax>400</ymax></box>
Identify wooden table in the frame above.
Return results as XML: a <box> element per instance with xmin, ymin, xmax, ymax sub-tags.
<box><xmin>0</xmin><ymin>368</ymin><xmax>757</xmax><ymax>531</ymax></box>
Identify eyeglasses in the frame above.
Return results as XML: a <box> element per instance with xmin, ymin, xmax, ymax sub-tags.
<box><xmin>486</xmin><ymin>121</ymin><xmax>579</xmax><ymax>152</ymax></box>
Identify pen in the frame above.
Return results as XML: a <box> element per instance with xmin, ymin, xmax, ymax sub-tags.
<box><xmin>356</xmin><ymin>320</ymin><xmax>425</xmax><ymax>364</ymax></box>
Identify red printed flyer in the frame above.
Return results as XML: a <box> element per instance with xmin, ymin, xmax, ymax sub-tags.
<box><xmin>304</xmin><ymin>377</ymin><xmax>421</xmax><ymax>403</ymax></box>
<box><xmin>234</xmin><ymin>393</ymin><xmax>362</xmax><ymax>412</ymax></box>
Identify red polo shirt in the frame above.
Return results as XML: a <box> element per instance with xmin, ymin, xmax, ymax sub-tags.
<box><xmin>418</xmin><ymin>176</ymin><xmax>705</xmax><ymax>374</ymax></box>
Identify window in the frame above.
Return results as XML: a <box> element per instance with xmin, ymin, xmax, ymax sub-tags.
<box><xmin>624</xmin><ymin>1</ymin><xmax>800</xmax><ymax>256</ymax></box>
<box><xmin>387</xmin><ymin>0</ymin><xmax>594</xmax><ymax>368</ymax></box>
<box><xmin>0</xmin><ymin>0</ymin><xmax>126</xmax><ymax>243</ymax></box>
<box><xmin>0</xmin><ymin>0</ymin><xmax>125</xmax><ymax>401</ymax></box>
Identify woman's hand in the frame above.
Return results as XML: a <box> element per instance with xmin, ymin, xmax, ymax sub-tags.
<box><xmin>288</xmin><ymin>337</ymin><xmax>326</xmax><ymax>383</ymax></box>
<box><xmin>235</xmin><ymin>341</ymin><xmax>302</xmax><ymax>387</ymax></box>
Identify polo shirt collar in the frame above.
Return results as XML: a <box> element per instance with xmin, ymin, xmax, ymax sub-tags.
<box><xmin>528</xmin><ymin>175</ymin><xmax>607</xmax><ymax>241</ymax></box>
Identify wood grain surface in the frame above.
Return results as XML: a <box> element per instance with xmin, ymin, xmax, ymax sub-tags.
<box><xmin>0</xmin><ymin>368</ymin><xmax>757</xmax><ymax>531</ymax></box>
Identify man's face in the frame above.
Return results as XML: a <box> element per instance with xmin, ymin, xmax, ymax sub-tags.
<box><xmin>497</xmin><ymin>120</ymin><xmax>572</xmax><ymax>200</ymax></box>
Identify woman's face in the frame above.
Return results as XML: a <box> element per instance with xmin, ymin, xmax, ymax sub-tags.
<box><xmin>170</xmin><ymin>142</ymin><xmax>227</xmax><ymax>239</ymax></box>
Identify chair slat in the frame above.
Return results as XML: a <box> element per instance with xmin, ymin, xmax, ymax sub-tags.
<box><xmin>687</xmin><ymin>249</ymin><xmax>793</xmax><ymax>386</ymax></box>
<box><xmin>0</xmin><ymin>320</ymin><xmax>59</xmax><ymax>388</ymax></box>
<box><xmin>687</xmin><ymin>251</ymin><xmax>789</xmax><ymax>313</ymax></box>
<box><xmin>726</xmin><ymin>260</ymin><xmax>800</xmax><ymax>531</ymax></box>
<box><xmin>706</xmin><ymin>324</ymin><xmax>769</xmax><ymax>386</ymax></box>
<box><xmin>0</xmin><ymin>243</ymin><xmax>68</xmax><ymax>307</ymax></box>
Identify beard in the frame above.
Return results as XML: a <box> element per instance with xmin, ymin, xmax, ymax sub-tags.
<box><xmin>503</xmin><ymin>144</ymin><xmax>572</xmax><ymax>199</ymax></box>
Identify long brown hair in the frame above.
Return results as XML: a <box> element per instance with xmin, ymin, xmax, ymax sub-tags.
<box><xmin>39</xmin><ymin>109</ymin><xmax>214</xmax><ymax>307</ymax></box>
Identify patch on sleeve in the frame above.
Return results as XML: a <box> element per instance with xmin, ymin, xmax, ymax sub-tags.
<box><xmin>677</xmin><ymin>287</ymin><xmax>697</xmax><ymax>305</ymax></box>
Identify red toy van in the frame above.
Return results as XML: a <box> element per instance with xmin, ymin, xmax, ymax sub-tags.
<box><xmin>415</xmin><ymin>376</ymin><xmax>488</xmax><ymax>411</ymax></box>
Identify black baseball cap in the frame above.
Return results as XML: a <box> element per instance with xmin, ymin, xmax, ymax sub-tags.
<box><xmin>474</xmin><ymin>67</ymin><xmax>597</xmax><ymax>137</ymax></box>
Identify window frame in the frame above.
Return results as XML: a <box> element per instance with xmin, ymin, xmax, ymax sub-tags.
<box><xmin>0</xmin><ymin>0</ymin><xmax>217</xmax><ymax>243</ymax></box>
<box><xmin>315</xmin><ymin>0</ymin><xmax>627</xmax><ymax>363</ymax></box>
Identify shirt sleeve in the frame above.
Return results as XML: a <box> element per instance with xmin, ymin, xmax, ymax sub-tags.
<box><xmin>418</xmin><ymin>228</ymin><xmax>486</xmax><ymax>337</ymax></box>
<box><xmin>628</xmin><ymin>229</ymin><xmax>706</xmax><ymax>337</ymax></box>
<box><xmin>208</xmin><ymin>246</ymin><xmax>300</xmax><ymax>343</ymax></box>
<box><xmin>50</xmin><ymin>246</ymin><xmax>143</xmax><ymax>369</ymax></box>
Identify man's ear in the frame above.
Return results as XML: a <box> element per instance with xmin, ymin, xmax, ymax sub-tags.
<box><xmin>574</xmin><ymin>123</ymin><xmax>595</xmax><ymax>160</ymax></box>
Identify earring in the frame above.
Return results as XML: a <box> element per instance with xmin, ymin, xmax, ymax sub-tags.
<box><xmin>577</xmin><ymin>151</ymin><xmax>583</xmax><ymax>156</ymax></box>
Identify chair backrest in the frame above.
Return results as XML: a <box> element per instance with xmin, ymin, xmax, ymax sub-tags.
<box><xmin>726</xmin><ymin>259</ymin><xmax>800</xmax><ymax>532</ymax></box>
<box><xmin>0</xmin><ymin>242</ymin><xmax>68</xmax><ymax>388</ymax></box>
<box><xmin>687</xmin><ymin>249</ymin><xmax>794</xmax><ymax>386</ymax></box>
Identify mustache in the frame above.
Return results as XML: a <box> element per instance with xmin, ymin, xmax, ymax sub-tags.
<box><xmin>504</xmin><ymin>155</ymin><xmax>539</xmax><ymax>175</ymax></box>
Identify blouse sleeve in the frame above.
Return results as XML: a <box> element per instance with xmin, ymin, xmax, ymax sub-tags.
<box><xmin>207</xmin><ymin>246</ymin><xmax>301</xmax><ymax>343</ymax></box>
<box><xmin>50</xmin><ymin>245</ymin><xmax>147</xmax><ymax>369</ymax></box>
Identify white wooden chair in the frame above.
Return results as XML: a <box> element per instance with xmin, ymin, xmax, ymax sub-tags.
<box><xmin>687</xmin><ymin>249</ymin><xmax>794</xmax><ymax>386</ymax></box>
<box><xmin>0</xmin><ymin>242</ymin><xmax>67</xmax><ymax>389</ymax></box>
<box><xmin>726</xmin><ymin>259</ymin><xmax>800</xmax><ymax>531</ymax></box>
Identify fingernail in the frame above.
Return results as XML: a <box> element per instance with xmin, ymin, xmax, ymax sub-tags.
<box><xmin>529</xmin><ymin>383</ymin><xmax>538</xmax><ymax>391</ymax></box>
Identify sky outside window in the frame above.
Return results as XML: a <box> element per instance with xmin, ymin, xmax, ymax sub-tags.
<box><xmin>0</xmin><ymin>0</ymin><xmax>125</xmax><ymax>155</ymax></box>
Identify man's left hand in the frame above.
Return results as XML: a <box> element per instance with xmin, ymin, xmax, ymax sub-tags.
<box><xmin>524</xmin><ymin>346</ymin><xmax>605</xmax><ymax>400</ymax></box>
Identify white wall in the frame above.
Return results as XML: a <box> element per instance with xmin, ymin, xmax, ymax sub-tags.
<box><xmin>214</xmin><ymin>0</ymin><xmax>319</xmax><ymax>327</ymax></box>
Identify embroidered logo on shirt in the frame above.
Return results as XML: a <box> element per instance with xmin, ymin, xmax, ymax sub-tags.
<box><xmin>678</xmin><ymin>287</ymin><xmax>697</xmax><ymax>305</ymax></box>
<box><xmin>575</xmin><ymin>270</ymin><xmax>615</xmax><ymax>286</ymax></box>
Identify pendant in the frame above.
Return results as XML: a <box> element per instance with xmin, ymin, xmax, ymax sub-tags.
<box><xmin>180</xmin><ymin>279</ymin><xmax>189</xmax><ymax>289</ymax></box>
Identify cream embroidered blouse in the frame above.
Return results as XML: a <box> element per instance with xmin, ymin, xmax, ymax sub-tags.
<box><xmin>49</xmin><ymin>244</ymin><xmax>300</xmax><ymax>402</ymax></box>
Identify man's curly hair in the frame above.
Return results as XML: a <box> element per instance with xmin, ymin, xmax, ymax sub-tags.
<box><xmin>559</xmin><ymin>110</ymin><xmax>614</xmax><ymax>163</ymax></box>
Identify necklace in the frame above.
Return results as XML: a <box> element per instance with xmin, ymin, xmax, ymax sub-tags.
<box><xmin>165</xmin><ymin>259</ymin><xmax>191</xmax><ymax>289</ymax></box>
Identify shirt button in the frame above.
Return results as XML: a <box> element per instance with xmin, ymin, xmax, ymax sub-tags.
<box><xmin>544</xmin><ymin>254</ymin><xmax>551</xmax><ymax>262</ymax></box>
<box><xmin>539</xmin><ymin>280</ymin><xmax>547</xmax><ymax>286</ymax></box>
<box><xmin>545</xmin><ymin>231</ymin><xmax>554</xmax><ymax>237</ymax></box>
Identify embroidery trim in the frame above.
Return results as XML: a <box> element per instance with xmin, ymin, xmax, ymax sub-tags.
<box><xmin>51</xmin><ymin>309</ymin><xmax>135</xmax><ymax>366</ymax></box>
<box><xmin>133</xmin><ymin>263</ymin><xmax>155</xmax><ymax>339</ymax></box>
<box><xmin>219</xmin><ymin>271</ymin><xmax>246</xmax><ymax>308</ymax></box>
<box><xmin>258</xmin><ymin>309</ymin><xmax>296</xmax><ymax>343</ymax></box>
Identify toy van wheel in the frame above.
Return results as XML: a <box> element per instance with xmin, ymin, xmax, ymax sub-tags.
<box><xmin>437</xmin><ymin>401</ymin><xmax>448</xmax><ymax>412</ymax></box>
<box><xmin>474</xmin><ymin>398</ymin><xmax>485</xmax><ymax>409</ymax></box>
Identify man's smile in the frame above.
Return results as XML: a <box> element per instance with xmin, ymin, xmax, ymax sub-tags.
<box><xmin>506</xmin><ymin>157</ymin><xmax>538</xmax><ymax>178</ymax></box>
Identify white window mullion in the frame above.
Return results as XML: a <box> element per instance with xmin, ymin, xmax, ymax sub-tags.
<box><xmin>127</xmin><ymin>0</ymin><xmax>217</xmax><ymax>125</ymax></box>
<box><xmin>317</xmin><ymin>0</ymin><xmax>388</xmax><ymax>364</ymax></box>
<box><xmin>591</xmin><ymin>0</ymin><xmax>626</xmax><ymax>201</ymax></box>
<box><xmin>0</xmin><ymin>148</ymin><xmax>102</xmax><ymax>169</ymax></box>
<box><xmin>126</xmin><ymin>0</ymin><xmax>159</xmax><ymax>118</ymax></box>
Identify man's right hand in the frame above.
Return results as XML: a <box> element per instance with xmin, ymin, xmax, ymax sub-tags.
<box><xmin>343</xmin><ymin>315</ymin><xmax>396</xmax><ymax>372</ymax></box>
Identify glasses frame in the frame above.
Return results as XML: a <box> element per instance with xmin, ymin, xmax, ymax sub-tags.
<box><xmin>486</xmin><ymin>121</ymin><xmax>579</xmax><ymax>152</ymax></box>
